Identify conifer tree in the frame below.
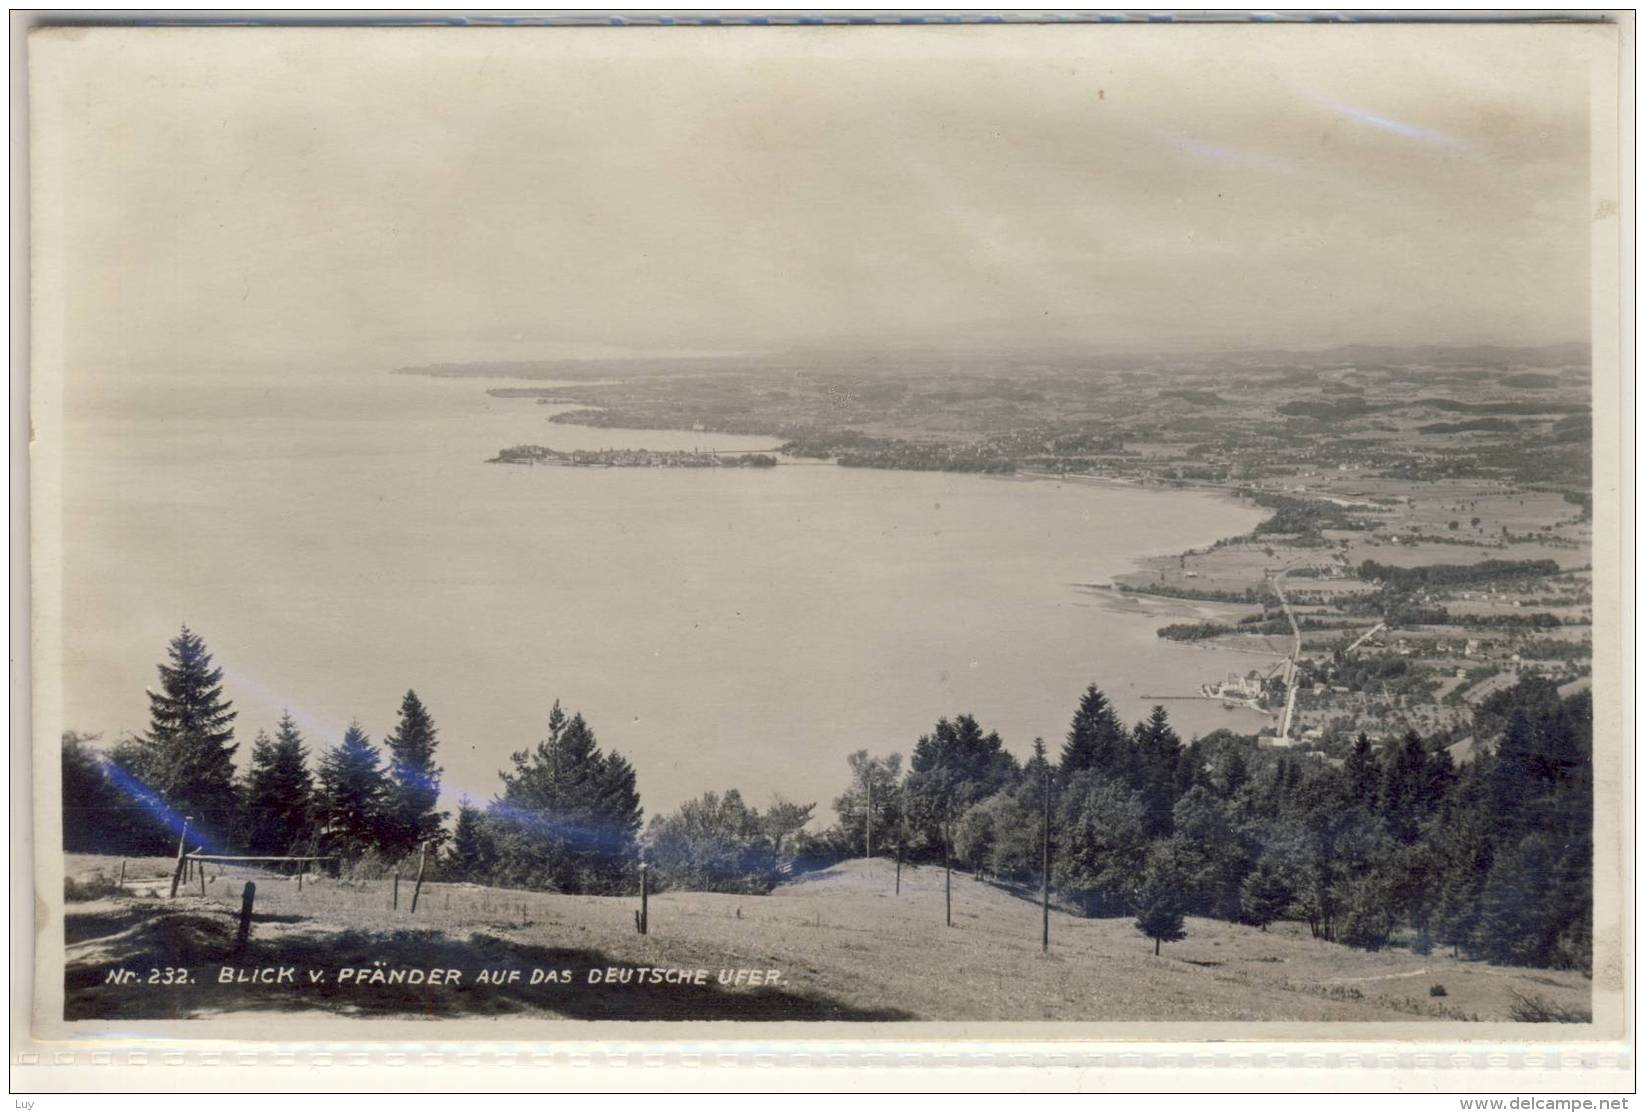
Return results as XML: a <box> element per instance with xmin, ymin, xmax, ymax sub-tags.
<box><xmin>134</xmin><ymin>625</ymin><xmax>240</xmax><ymax>848</ymax></box>
<box><xmin>237</xmin><ymin>730</ymin><xmax>273</xmax><ymax>850</ymax></box>
<box><xmin>1477</xmin><ymin>833</ymin><xmax>1564</xmax><ymax>966</ymax></box>
<box><xmin>1344</xmin><ymin>733</ymin><xmax>1381</xmax><ymax>809</ymax></box>
<box><xmin>382</xmin><ymin>690</ymin><xmax>447</xmax><ymax>857</ymax></box>
<box><xmin>490</xmin><ymin>701</ymin><xmax>643</xmax><ymax>893</ymax></box>
<box><xmin>445</xmin><ymin>797</ymin><xmax>495</xmax><ymax>881</ymax></box>
<box><xmin>1488</xmin><ymin>709</ymin><xmax>1540</xmax><ymax>836</ymax></box>
<box><xmin>1239</xmin><ymin>861</ymin><xmax>1292</xmax><ymax>931</ymax></box>
<box><xmin>1060</xmin><ymin>684</ymin><xmax>1132</xmax><ymax>781</ymax></box>
<box><xmin>1133</xmin><ymin>706</ymin><xmax>1182</xmax><ymax>837</ymax></box>
<box><xmin>242</xmin><ymin>713</ymin><xmax>315</xmax><ymax>854</ymax></box>
<box><xmin>1380</xmin><ymin>730</ymin><xmax>1430</xmax><ymax>843</ymax></box>
<box><xmin>61</xmin><ymin>732</ymin><xmax>128</xmax><ymax>853</ymax></box>
<box><xmin>1423</xmin><ymin>746</ymin><xmax>1460</xmax><ymax>815</ymax></box>
<box><xmin>1134</xmin><ymin>839</ymin><xmax>1191</xmax><ymax>955</ymax></box>
<box><xmin>317</xmin><ymin>721</ymin><xmax>389</xmax><ymax>860</ymax></box>
<box><xmin>1217</xmin><ymin>746</ymin><xmax>1251</xmax><ymax>799</ymax></box>
<box><xmin>1024</xmin><ymin>736</ymin><xmax>1052</xmax><ymax>783</ymax></box>
<box><xmin>1425</xmin><ymin>756</ymin><xmax>1490</xmax><ymax>955</ymax></box>
<box><xmin>594</xmin><ymin>746</ymin><xmax>644</xmax><ymax>871</ymax></box>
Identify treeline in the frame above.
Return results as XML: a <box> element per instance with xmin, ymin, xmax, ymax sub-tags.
<box><xmin>1417</xmin><ymin>419</ymin><xmax>1519</xmax><ymax>435</ymax></box>
<box><xmin>783</xmin><ymin>679</ymin><xmax>1591</xmax><ymax>968</ymax></box>
<box><xmin>1410</xmin><ymin>397</ymin><xmax>1588</xmax><ymax>416</ymax></box>
<box><xmin>442</xmin><ymin>701</ymin><xmax>642</xmax><ymax>894</ymax></box>
<box><xmin>1158</xmin><ymin>615</ymin><xmax>1343</xmax><ymax>641</ymax></box>
<box><xmin>1358</xmin><ymin>558</ymin><xmax>1562</xmax><ymax>591</ymax></box>
<box><xmin>62</xmin><ymin>627</ymin><xmax>643</xmax><ymax>892</ymax></box>
<box><xmin>1157</xmin><ymin>621</ymin><xmax>1242</xmax><ymax>642</ymax></box>
<box><xmin>1249</xmin><ymin>493</ymin><xmax>1369</xmax><ymax>538</ymax></box>
<box><xmin>62</xmin><ymin>628</ymin><xmax>447</xmax><ymax>866</ymax></box>
<box><xmin>66</xmin><ymin>627</ymin><xmax>1592</xmax><ymax>971</ymax></box>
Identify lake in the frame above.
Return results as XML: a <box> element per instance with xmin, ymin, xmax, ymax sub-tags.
<box><xmin>58</xmin><ymin>367</ymin><xmax>1276</xmax><ymax>818</ymax></box>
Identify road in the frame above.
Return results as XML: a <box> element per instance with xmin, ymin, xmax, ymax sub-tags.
<box><xmin>1269</xmin><ymin>567</ymin><xmax>1304</xmax><ymax>743</ymax></box>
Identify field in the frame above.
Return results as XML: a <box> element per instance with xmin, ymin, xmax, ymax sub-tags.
<box><xmin>62</xmin><ymin>854</ymin><xmax>1590</xmax><ymax>1024</ymax></box>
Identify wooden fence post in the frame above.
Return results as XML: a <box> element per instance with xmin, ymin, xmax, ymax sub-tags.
<box><xmin>168</xmin><ymin>817</ymin><xmax>192</xmax><ymax>899</ymax></box>
<box><xmin>236</xmin><ymin>882</ymin><xmax>256</xmax><ymax>949</ymax></box>
<box><xmin>199</xmin><ymin>863</ymin><xmax>207</xmax><ymax>897</ymax></box>
<box><xmin>944</xmin><ymin>831</ymin><xmax>952</xmax><ymax>928</ymax></box>
<box><xmin>1041</xmin><ymin>766</ymin><xmax>1052</xmax><ymax>955</ymax></box>
<box><xmin>393</xmin><ymin>870</ymin><xmax>400</xmax><ymax>911</ymax></box>
<box><xmin>409</xmin><ymin>842</ymin><xmax>428</xmax><ymax>913</ymax></box>
<box><xmin>636</xmin><ymin>862</ymin><xmax>649</xmax><ymax>935</ymax></box>
<box><xmin>118</xmin><ymin>860</ymin><xmax>126</xmax><ymax>887</ymax></box>
<box><xmin>866</xmin><ymin>768</ymin><xmax>874</xmax><ymax>860</ymax></box>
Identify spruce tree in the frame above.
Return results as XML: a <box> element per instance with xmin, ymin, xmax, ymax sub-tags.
<box><xmin>445</xmin><ymin>797</ymin><xmax>495</xmax><ymax>881</ymax></box>
<box><xmin>61</xmin><ymin>732</ymin><xmax>127</xmax><ymax>853</ymax></box>
<box><xmin>593</xmin><ymin>747</ymin><xmax>644</xmax><ymax>870</ymax></box>
<box><xmin>1217</xmin><ymin>747</ymin><xmax>1251</xmax><ymax>799</ymax></box>
<box><xmin>1344</xmin><ymin>733</ymin><xmax>1381</xmax><ymax>809</ymax></box>
<box><xmin>237</xmin><ymin>729</ymin><xmax>275</xmax><ymax>850</ymax></box>
<box><xmin>1488</xmin><ymin>710</ymin><xmax>1540</xmax><ymax>836</ymax></box>
<box><xmin>1133</xmin><ymin>706</ymin><xmax>1182</xmax><ymax>837</ymax></box>
<box><xmin>382</xmin><ymin>690</ymin><xmax>447</xmax><ymax>857</ymax></box>
<box><xmin>491</xmin><ymin>702</ymin><xmax>643</xmax><ymax>893</ymax></box>
<box><xmin>317</xmin><ymin>721</ymin><xmax>389</xmax><ymax>860</ymax></box>
<box><xmin>242</xmin><ymin>713</ymin><xmax>315</xmax><ymax>854</ymax></box>
<box><xmin>1478</xmin><ymin>833</ymin><xmax>1564</xmax><ymax>966</ymax></box>
<box><xmin>1379</xmin><ymin>730</ymin><xmax>1430</xmax><ymax>844</ymax></box>
<box><xmin>136</xmin><ymin>625</ymin><xmax>239</xmax><ymax>848</ymax></box>
<box><xmin>1239</xmin><ymin>861</ymin><xmax>1292</xmax><ymax>931</ymax></box>
<box><xmin>1024</xmin><ymin>737</ymin><xmax>1052</xmax><ymax>783</ymax></box>
<box><xmin>1134</xmin><ymin>839</ymin><xmax>1191</xmax><ymax>955</ymax></box>
<box><xmin>1060</xmin><ymin>684</ymin><xmax>1132</xmax><ymax>781</ymax></box>
<box><xmin>1423</xmin><ymin>746</ymin><xmax>1459</xmax><ymax>815</ymax></box>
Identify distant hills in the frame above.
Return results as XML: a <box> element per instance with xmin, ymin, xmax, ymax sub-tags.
<box><xmin>396</xmin><ymin>340</ymin><xmax>1590</xmax><ymax>382</ymax></box>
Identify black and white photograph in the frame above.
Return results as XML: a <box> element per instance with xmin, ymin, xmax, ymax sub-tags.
<box><xmin>21</xmin><ymin>17</ymin><xmax>1629</xmax><ymax>1049</ymax></box>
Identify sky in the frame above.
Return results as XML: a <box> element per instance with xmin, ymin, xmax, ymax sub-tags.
<box><xmin>28</xmin><ymin>23</ymin><xmax>1616</xmax><ymax>821</ymax></box>
<box><xmin>33</xmin><ymin>23</ymin><xmax>1603</xmax><ymax>377</ymax></box>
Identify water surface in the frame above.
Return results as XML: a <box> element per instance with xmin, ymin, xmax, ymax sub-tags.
<box><xmin>61</xmin><ymin>369</ymin><xmax>1274</xmax><ymax>816</ymax></box>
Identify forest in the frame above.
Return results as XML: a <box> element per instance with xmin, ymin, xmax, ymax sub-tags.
<box><xmin>63</xmin><ymin>625</ymin><xmax>1592</xmax><ymax>970</ymax></box>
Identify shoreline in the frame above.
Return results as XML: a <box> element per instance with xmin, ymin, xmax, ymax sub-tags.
<box><xmin>468</xmin><ymin>381</ymin><xmax>1290</xmax><ymax>725</ymax></box>
<box><xmin>480</xmin><ymin>385</ymin><xmax>1269</xmax><ymax>644</ymax></box>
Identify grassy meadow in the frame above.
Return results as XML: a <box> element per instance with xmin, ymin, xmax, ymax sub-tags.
<box><xmin>61</xmin><ymin>854</ymin><xmax>1589</xmax><ymax>1024</ymax></box>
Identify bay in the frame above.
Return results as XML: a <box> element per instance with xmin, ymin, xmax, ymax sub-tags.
<box><xmin>61</xmin><ymin>368</ymin><xmax>1276</xmax><ymax>817</ymax></box>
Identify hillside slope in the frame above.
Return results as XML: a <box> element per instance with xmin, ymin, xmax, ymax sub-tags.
<box><xmin>61</xmin><ymin>855</ymin><xmax>1589</xmax><ymax>1023</ymax></box>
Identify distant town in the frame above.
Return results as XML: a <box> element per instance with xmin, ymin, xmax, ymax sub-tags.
<box><xmin>490</xmin><ymin>445</ymin><xmax>779</xmax><ymax>469</ymax></box>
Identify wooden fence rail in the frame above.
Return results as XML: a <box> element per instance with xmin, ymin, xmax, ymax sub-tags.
<box><xmin>183</xmin><ymin>855</ymin><xmax>338</xmax><ymax>863</ymax></box>
<box><xmin>170</xmin><ymin>848</ymin><xmax>339</xmax><ymax>900</ymax></box>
